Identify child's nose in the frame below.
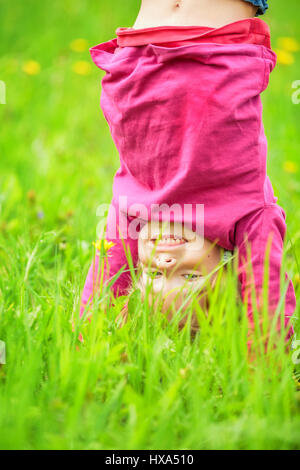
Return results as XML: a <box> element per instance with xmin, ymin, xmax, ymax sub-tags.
<box><xmin>155</xmin><ymin>254</ymin><xmax>177</xmax><ymax>269</ymax></box>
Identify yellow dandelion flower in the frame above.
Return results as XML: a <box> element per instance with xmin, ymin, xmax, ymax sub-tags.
<box><xmin>294</xmin><ymin>273</ymin><xmax>300</xmax><ymax>285</ymax></box>
<box><xmin>277</xmin><ymin>37</ymin><xmax>300</xmax><ymax>52</ymax></box>
<box><xmin>22</xmin><ymin>60</ymin><xmax>41</xmax><ymax>75</ymax></box>
<box><xmin>274</xmin><ymin>49</ymin><xmax>295</xmax><ymax>65</ymax></box>
<box><xmin>70</xmin><ymin>38</ymin><xmax>89</xmax><ymax>53</ymax></box>
<box><xmin>104</xmin><ymin>240</ymin><xmax>116</xmax><ymax>251</ymax></box>
<box><xmin>283</xmin><ymin>161</ymin><xmax>298</xmax><ymax>174</ymax></box>
<box><xmin>93</xmin><ymin>240</ymin><xmax>102</xmax><ymax>252</ymax></box>
<box><xmin>72</xmin><ymin>60</ymin><xmax>91</xmax><ymax>75</ymax></box>
<box><xmin>93</xmin><ymin>239</ymin><xmax>116</xmax><ymax>254</ymax></box>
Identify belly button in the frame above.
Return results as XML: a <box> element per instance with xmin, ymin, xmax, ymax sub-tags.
<box><xmin>175</xmin><ymin>0</ymin><xmax>181</xmax><ymax>7</ymax></box>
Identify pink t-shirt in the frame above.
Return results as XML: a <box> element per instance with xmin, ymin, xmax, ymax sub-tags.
<box><xmin>116</xmin><ymin>17</ymin><xmax>271</xmax><ymax>48</ymax></box>
<box><xmin>89</xmin><ymin>17</ymin><xmax>276</xmax><ymax>250</ymax></box>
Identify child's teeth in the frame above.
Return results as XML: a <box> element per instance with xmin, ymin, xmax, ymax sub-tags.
<box><xmin>157</xmin><ymin>237</ymin><xmax>182</xmax><ymax>244</ymax></box>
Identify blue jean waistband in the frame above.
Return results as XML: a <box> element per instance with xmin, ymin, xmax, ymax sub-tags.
<box><xmin>243</xmin><ymin>0</ymin><xmax>269</xmax><ymax>15</ymax></box>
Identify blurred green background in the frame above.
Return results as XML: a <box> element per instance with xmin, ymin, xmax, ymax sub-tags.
<box><xmin>0</xmin><ymin>0</ymin><xmax>300</xmax><ymax>450</ymax></box>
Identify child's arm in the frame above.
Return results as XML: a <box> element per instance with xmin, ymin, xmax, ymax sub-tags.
<box><xmin>80</xmin><ymin>203</ymin><xmax>138</xmax><ymax>318</ymax></box>
<box><xmin>235</xmin><ymin>204</ymin><xmax>296</xmax><ymax>353</ymax></box>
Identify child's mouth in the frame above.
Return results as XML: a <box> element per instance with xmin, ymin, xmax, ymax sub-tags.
<box><xmin>149</xmin><ymin>234</ymin><xmax>188</xmax><ymax>247</ymax></box>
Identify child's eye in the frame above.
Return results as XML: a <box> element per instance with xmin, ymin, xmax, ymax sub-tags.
<box><xmin>182</xmin><ymin>274</ymin><xmax>201</xmax><ymax>281</ymax></box>
<box><xmin>146</xmin><ymin>271</ymin><xmax>162</xmax><ymax>279</ymax></box>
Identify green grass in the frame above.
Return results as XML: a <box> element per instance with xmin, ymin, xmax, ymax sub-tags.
<box><xmin>0</xmin><ymin>0</ymin><xmax>300</xmax><ymax>450</ymax></box>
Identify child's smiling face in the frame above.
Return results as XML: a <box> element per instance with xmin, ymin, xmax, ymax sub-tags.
<box><xmin>137</xmin><ymin>221</ymin><xmax>222</xmax><ymax>324</ymax></box>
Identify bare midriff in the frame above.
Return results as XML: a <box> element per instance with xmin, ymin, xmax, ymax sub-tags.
<box><xmin>133</xmin><ymin>0</ymin><xmax>258</xmax><ymax>29</ymax></box>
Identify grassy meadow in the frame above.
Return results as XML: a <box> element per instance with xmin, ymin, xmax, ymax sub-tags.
<box><xmin>0</xmin><ymin>0</ymin><xmax>300</xmax><ymax>450</ymax></box>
